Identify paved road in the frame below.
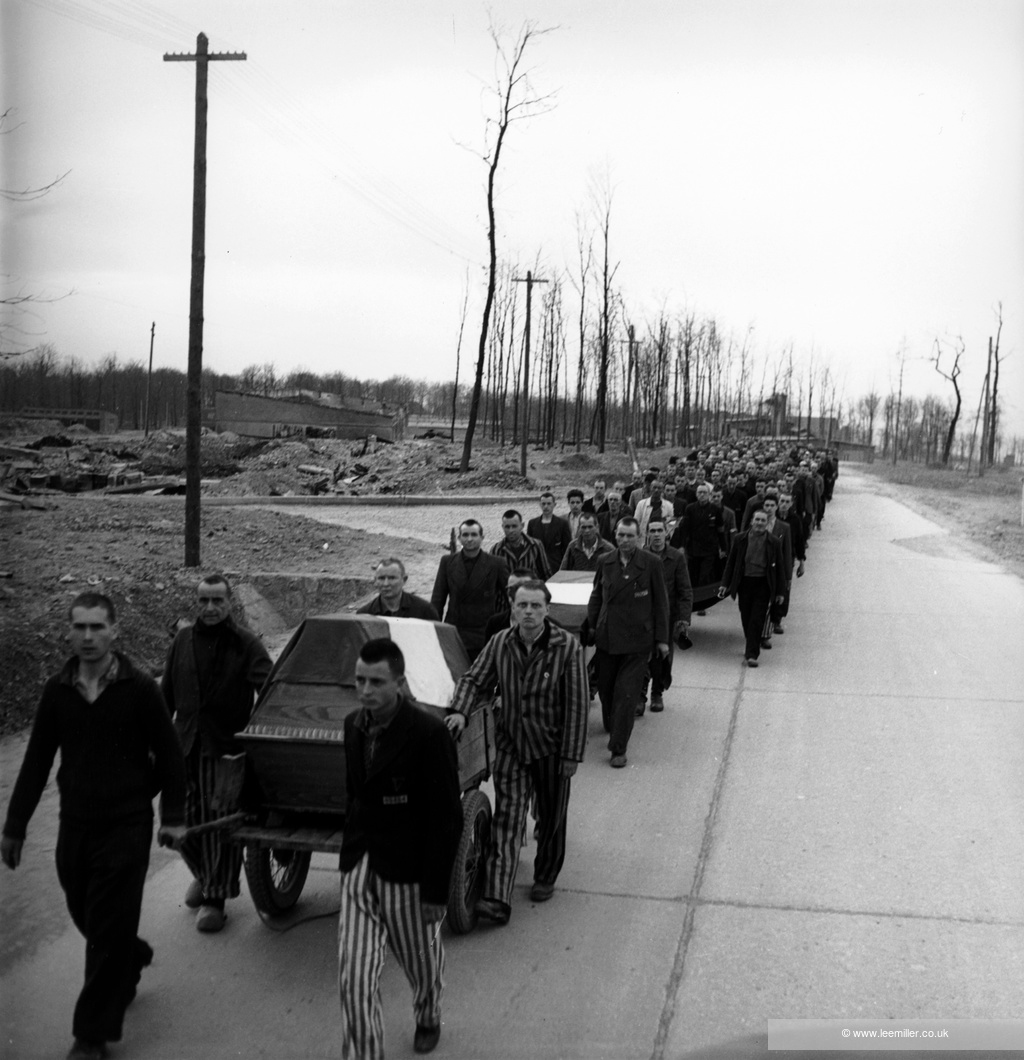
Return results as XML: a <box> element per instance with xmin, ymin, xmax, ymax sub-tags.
<box><xmin>2</xmin><ymin>472</ymin><xmax>1022</xmax><ymax>1059</ymax></box>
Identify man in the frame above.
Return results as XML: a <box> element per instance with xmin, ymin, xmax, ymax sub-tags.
<box><xmin>587</xmin><ymin>517</ymin><xmax>669</xmax><ymax>767</ymax></box>
<box><xmin>634</xmin><ymin>478</ymin><xmax>668</xmax><ymax>538</ymax></box>
<box><xmin>338</xmin><ymin>640</ymin><xmax>462</xmax><ymax>1058</ymax></box>
<box><xmin>775</xmin><ymin>492</ymin><xmax>806</xmax><ymax>633</ymax></box>
<box><xmin>162</xmin><ymin>575</ymin><xmax>272</xmax><ymax>933</ymax></box>
<box><xmin>358</xmin><ymin>558</ymin><xmax>439</xmax><ymax>620</ymax></box>
<box><xmin>641</xmin><ymin>519</ymin><xmax>693</xmax><ymax>714</ymax></box>
<box><xmin>431</xmin><ymin>519</ymin><xmax>509</xmax><ymax>661</ymax></box>
<box><xmin>565</xmin><ymin>488</ymin><xmax>585</xmax><ymax>540</ymax></box>
<box><xmin>740</xmin><ymin>479</ymin><xmax>769</xmax><ymax>531</ymax></box>
<box><xmin>527</xmin><ymin>492</ymin><xmax>573</xmax><ymax>574</ymax></box>
<box><xmin>581</xmin><ymin>477</ymin><xmax>608</xmax><ymax>516</ymax></box>
<box><xmin>597</xmin><ymin>490</ymin><xmax>628</xmax><ymax>543</ymax></box>
<box><xmin>678</xmin><ymin>465</ymin><xmax>699</xmax><ymax>506</ymax></box>
<box><xmin>3</xmin><ymin>593</ymin><xmax>186</xmax><ymax>1060</ymax></box>
<box><xmin>628</xmin><ymin>470</ymin><xmax>657</xmax><ymax>512</ymax></box>
<box><xmin>447</xmin><ymin>582</ymin><xmax>588</xmax><ymax>921</ymax></box>
<box><xmin>663</xmin><ymin>479</ymin><xmax>686</xmax><ymax>519</ymax></box>
<box><xmin>711</xmin><ymin>486</ymin><xmax>738</xmax><ymax>543</ymax></box>
<box><xmin>491</xmin><ymin>509</ymin><xmax>550</xmax><ymax>581</ymax></box>
<box><xmin>673</xmin><ymin>483</ymin><xmax>727</xmax><ymax>593</ymax></box>
<box><xmin>718</xmin><ymin>510</ymin><xmax>784</xmax><ymax>668</ymax></box>
<box><xmin>761</xmin><ymin>492</ymin><xmax>793</xmax><ymax>650</ymax></box>
<box><xmin>560</xmin><ymin>512</ymin><xmax>615</xmax><ymax>572</ymax></box>
<box><xmin>483</xmin><ymin>567</ymin><xmax>537</xmax><ymax>640</ymax></box>
<box><xmin>721</xmin><ymin>473</ymin><xmax>748</xmax><ymax>525</ymax></box>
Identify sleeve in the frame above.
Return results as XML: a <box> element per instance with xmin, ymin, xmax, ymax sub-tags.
<box><xmin>420</xmin><ymin>722</ymin><xmax>463</xmax><ymax>905</ymax></box>
<box><xmin>721</xmin><ymin>537</ymin><xmax>740</xmax><ymax>595</ymax></box>
<box><xmin>558</xmin><ymin>638</ymin><xmax>590</xmax><ymax>762</ymax></box>
<box><xmin>3</xmin><ymin>683</ymin><xmax>60</xmax><ymax>841</ymax></box>
<box><xmin>494</xmin><ymin>557</ymin><xmax>510</xmax><ymax>614</ymax></box>
<box><xmin>160</xmin><ymin>637</ymin><xmax>178</xmax><ymax>717</ymax></box>
<box><xmin>430</xmin><ymin>558</ymin><xmax>449</xmax><ymax>621</ymax></box>
<box><xmin>144</xmin><ymin>678</ymin><xmax>188</xmax><ymax>827</ymax></box>
<box><xmin>448</xmin><ymin>636</ymin><xmax>501</xmax><ymax>717</ymax></box>
<box><xmin>674</xmin><ymin>555</ymin><xmax>694</xmax><ymax>625</ymax></box>
<box><xmin>536</xmin><ymin>543</ymin><xmax>552</xmax><ymax>580</ymax></box>
<box><xmin>587</xmin><ymin>564</ymin><xmax>605</xmax><ymax>627</ymax></box>
<box><xmin>650</xmin><ymin>556</ymin><xmax>670</xmax><ymax>644</ymax></box>
<box><xmin>246</xmin><ymin>636</ymin><xmax>273</xmax><ymax>695</ymax></box>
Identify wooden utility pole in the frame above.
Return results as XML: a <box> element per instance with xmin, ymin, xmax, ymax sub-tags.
<box><xmin>164</xmin><ymin>33</ymin><xmax>246</xmax><ymax>567</ymax></box>
<box><xmin>513</xmin><ymin>271</ymin><xmax>548</xmax><ymax>477</ymax></box>
<box><xmin>143</xmin><ymin>322</ymin><xmax>155</xmax><ymax>437</ymax></box>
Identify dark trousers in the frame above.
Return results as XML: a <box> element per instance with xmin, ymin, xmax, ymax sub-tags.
<box><xmin>642</xmin><ymin>644</ymin><xmax>675</xmax><ymax>701</ymax></box>
<box><xmin>487</xmin><ymin>749</ymin><xmax>571</xmax><ymax>903</ymax></box>
<box><xmin>55</xmin><ymin>816</ymin><xmax>152</xmax><ymax>1045</ymax></box>
<box><xmin>737</xmin><ymin>576</ymin><xmax>771</xmax><ymax>660</ymax></box>
<box><xmin>687</xmin><ymin>552</ymin><xmax>718</xmax><ymax>592</ymax></box>
<box><xmin>595</xmin><ymin>650</ymin><xmax>649</xmax><ymax>755</ymax></box>
<box><xmin>772</xmin><ymin>586</ymin><xmax>791</xmax><ymax>622</ymax></box>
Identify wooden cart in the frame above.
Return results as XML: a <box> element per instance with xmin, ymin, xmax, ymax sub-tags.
<box><xmin>211</xmin><ymin>614</ymin><xmax>495</xmax><ymax>934</ymax></box>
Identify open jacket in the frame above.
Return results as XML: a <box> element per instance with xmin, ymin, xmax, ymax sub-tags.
<box><xmin>587</xmin><ymin>548</ymin><xmax>669</xmax><ymax>655</ymax></box>
<box><xmin>720</xmin><ymin>530</ymin><xmax>783</xmax><ymax>599</ymax></box>
<box><xmin>340</xmin><ymin>697</ymin><xmax>462</xmax><ymax>906</ymax></box>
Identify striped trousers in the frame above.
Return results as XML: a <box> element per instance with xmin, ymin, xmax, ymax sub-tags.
<box><xmin>338</xmin><ymin>853</ymin><xmax>445</xmax><ymax>1060</ymax></box>
<box><xmin>180</xmin><ymin>748</ymin><xmax>243</xmax><ymax>901</ymax></box>
<box><xmin>486</xmin><ymin>748</ymin><xmax>572</xmax><ymax>906</ymax></box>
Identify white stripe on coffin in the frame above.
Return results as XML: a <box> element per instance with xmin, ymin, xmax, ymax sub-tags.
<box><xmin>546</xmin><ymin>581</ymin><xmax>593</xmax><ymax>606</ymax></box>
<box><xmin>384</xmin><ymin>617</ymin><xmax>457</xmax><ymax>707</ymax></box>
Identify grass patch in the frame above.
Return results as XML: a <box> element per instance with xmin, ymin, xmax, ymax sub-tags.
<box><xmin>859</xmin><ymin>461</ymin><xmax>1024</xmax><ymax>498</ymax></box>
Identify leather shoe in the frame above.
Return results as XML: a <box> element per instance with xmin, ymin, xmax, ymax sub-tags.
<box><xmin>634</xmin><ymin>702</ymin><xmax>645</xmax><ymax>717</ymax></box>
<box><xmin>610</xmin><ymin>754</ymin><xmax>627</xmax><ymax>768</ymax></box>
<box><xmin>196</xmin><ymin>904</ymin><xmax>226</xmax><ymax>932</ymax></box>
<box><xmin>184</xmin><ymin>878</ymin><xmax>205</xmax><ymax>909</ymax></box>
<box><xmin>650</xmin><ymin>695</ymin><xmax>664</xmax><ymax>712</ymax></box>
<box><xmin>530</xmin><ymin>881</ymin><xmax>554</xmax><ymax>902</ymax></box>
<box><xmin>773</xmin><ymin>624</ymin><xmax>784</xmax><ymax>634</ymax></box>
<box><xmin>474</xmin><ymin>898</ymin><xmax>511</xmax><ymax>925</ymax></box>
<box><xmin>414</xmin><ymin>1024</ymin><xmax>441</xmax><ymax>1054</ymax></box>
<box><xmin>760</xmin><ymin>638</ymin><xmax>772</xmax><ymax>649</ymax></box>
<box><xmin>746</xmin><ymin>658</ymin><xmax>759</xmax><ymax>668</ymax></box>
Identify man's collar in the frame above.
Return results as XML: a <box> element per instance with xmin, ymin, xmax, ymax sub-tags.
<box><xmin>513</xmin><ymin>618</ymin><xmax>551</xmax><ymax>652</ymax></box>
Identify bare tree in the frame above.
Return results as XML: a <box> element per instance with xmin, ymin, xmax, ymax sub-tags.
<box><xmin>986</xmin><ymin>302</ymin><xmax>1005</xmax><ymax>466</ymax></box>
<box><xmin>459</xmin><ymin>20</ymin><xmax>555</xmax><ymax>472</ymax></box>
<box><xmin>1</xmin><ymin>110</ymin><xmax>73</xmax><ymax>358</ymax></box>
<box><xmin>931</xmin><ymin>336</ymin><xmax>963</xmax><ymax>465</ymax></box>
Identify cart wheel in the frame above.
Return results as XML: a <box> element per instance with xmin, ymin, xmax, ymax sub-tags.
<box><xmin>447</xmin><ymin>789</ymin><xmax>491</xmax><ymax>934</ymax></box>
<box><xmin>245</xmin><ymin>846</ymin><xmax>312</xmax><ymax>916</ymax></box>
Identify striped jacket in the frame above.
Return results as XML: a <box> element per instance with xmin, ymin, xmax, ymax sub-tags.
<box><xmin>489</xmin><ymin>535</ymin><xmax>551</xmax><ymax>581</ymax></box>
<box><xmin>449</xmin><ymin>620</ymin><xmax>588</xmax><ymax>764</ymax></box>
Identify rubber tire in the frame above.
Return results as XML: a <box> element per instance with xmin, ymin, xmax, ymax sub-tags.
<box><xmin>245</xmin><ymin>846</ymin><xmax>312</xmax><ymax>916</ymax></box>
<box><xmin>447</xmin><ymin>789</ymin><xmax>492</xmax><ymax>935</ymax></box>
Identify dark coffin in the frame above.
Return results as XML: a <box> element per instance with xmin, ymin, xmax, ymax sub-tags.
<box><xmin>239</xmin><ymin>613</ymin><xmax>486</xmax><ymax>816</ymax></box>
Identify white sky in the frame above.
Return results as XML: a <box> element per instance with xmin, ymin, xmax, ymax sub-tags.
<box><xmin>3</xmin><ymin>0</ymin><xmax>1023</xmax><ymax>436</ymax></box>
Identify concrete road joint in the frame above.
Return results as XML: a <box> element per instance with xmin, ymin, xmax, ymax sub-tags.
<box><xmin>650</xmin><ymin>666</ymin><xmax>746</xmax><ymax>1060</ymax></box>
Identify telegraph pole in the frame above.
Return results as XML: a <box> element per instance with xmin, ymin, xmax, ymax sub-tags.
<box><xmin>164</xmin><ymin>33</ymin><xmax>246</xmax><ymax>567</ymax></box>
<box><xmin>143</xmin><ymin>322</ymin><xmax>155</xmax><ymax>437</ymax></box>
<box><xmin>513</xmin><ymin>271</ymin><xmax>548</xmax><ymax>477</ymax></box>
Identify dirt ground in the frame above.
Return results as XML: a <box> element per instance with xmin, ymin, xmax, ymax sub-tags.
<box><xmin>3</xmin><ymin>439</ymin><xmax>1021</xmax><ymax>738</ymax></box>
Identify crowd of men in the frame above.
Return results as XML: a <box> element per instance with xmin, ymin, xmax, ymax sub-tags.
<box><xmin>1</xmin><ymin>442</ymin><xmax>838</xmax><ymax>1060</ymax></box>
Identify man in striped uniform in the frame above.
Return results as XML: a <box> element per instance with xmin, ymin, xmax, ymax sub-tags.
<box><xmin>447</xmin><ymin>581</ymin><xmax>589</xmax><ymax>923</ymax></box>
<box><xmin>162</xmin><ymin>574</ymin><xmax>272</xmax><ymax>933</ymax></box>
<box><xmin>338</xmin><ymin>639</ymin><xmax>462</xmax><ymax>1058</ymax></box>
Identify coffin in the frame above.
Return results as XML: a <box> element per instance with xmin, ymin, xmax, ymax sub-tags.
<box><xmin>239</xmin><ymin>614</ymin><xmax>487</xmax><ymax>816</ymax></box>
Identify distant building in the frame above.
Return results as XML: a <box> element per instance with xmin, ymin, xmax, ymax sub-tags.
<box><xmin>20</xmin><ymin>407</ymin><xmax>119</xmax><ymax>433</ymax></box>
<box><xmin>214</xmin><ymin>390</ymin><xmax>404</xmax><ymax>440</ymax></box>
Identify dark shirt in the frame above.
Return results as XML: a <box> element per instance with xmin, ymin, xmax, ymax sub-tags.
<box><xmin>4</xmin><ymin>653</ymin><xmax>186</xmax><ymax>840</ymax></box>
<box><xmin>744</xmin><ymin>532</ymin><xmax>768</xmax><ymax>577</ymax></box>
<box><xmin>358</xmin><ymin>592</ymin><xmax>439</xmax><ymax>621</ymax></box>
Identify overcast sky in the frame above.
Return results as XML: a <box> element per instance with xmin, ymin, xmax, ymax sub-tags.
<box><xmin>3</xmin><ymin>0</ymin><xmax>1023</xmax><ymax>436</ymax></box>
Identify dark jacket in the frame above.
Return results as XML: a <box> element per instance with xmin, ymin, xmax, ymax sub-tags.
<box><xmin>672</xmin><ymin>501</ymin><xmax>725</xmax><ymax>557</ymax></box>
<box><xmin>162</xmin><ymin>616</ymin><xmax>273</xmax><ymax>757</ymax></box>
<box><xmin>587</xmin><ymin>548</ymin><xmax>670</xmax><ymax>655</ymax></box>
<box><xmin>720</xmin><ymin>530</ymin><xmax>783</xmax><ymax>599</ymax></box>
<box><xmin>768</xmin><ymin>518</ymin><xmax>794</xmax><ymax>584</ymax></box>
<box><xmin>783</xmin><ymin>509</ymin><xmax>807</xmax><ymax>562</ymax></box>
<box><xmin>646</xmin><ymin>544</ymin><xmax>694</xmax><ymax>627</ymax></box>
<box><xmin>431</xmin><ymin>550</ymin><xmax>509</xmax><ymax>657</ymax></box>
<box><xmin>4</xmin><ymin>653</ymin><xmax>186</xmax><ymax>840</ymax></box>
<box><xmin>357</xmin><ymin>592</ymin><xmax>439</xmax><ymax>621</ymax></box>
<box><xmin>597</xmin><ymin>507</ymin><xmax>629</xmax><ymax>543</ymax></box>
<box><xmin>527</xmin><ymin>515</ymin><xmax>573</xmax><ymax>573</ymax></box>
<box><xmin>340</xmin><ymin>697</ymin><xmax>462</xmax><ymax>905</ymax></box>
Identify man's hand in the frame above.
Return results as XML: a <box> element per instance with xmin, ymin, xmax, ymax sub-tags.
<box><xmin>673</xmin><ymin>621</ymin><xmax>689</xmax><ymax>637</ymax></box>
<box><xmin>1</xmin><ymin>836</ymin><xmax>23</xmax><ymax>870</ymax></box>
<box><xmin>445</xmin><ymin>712</ymin><xmax>466</xmax><ymax>737</ymax></box>
<box><xmin>717</xmin><ymin>586</ymin><xmax>727</xmax><ymax>599</ymax></box>
<box><xmin>559</xmin><ymin>758</ymin><xmax>578</xmax><ymax>779</ymax></box>
<box><xmin>421</xmin><ymin>902</ymin><xmax>447</xmax><ymax>924</ymax></box>
<box><xmin>796</xmin><ymin>561</ymin><xmax>805</xmax><ymax>577</ymax></box>
<box><xmin>157</xmin><ymin>824</ymin><xmax>188</xmax><ymax>851</ymax></box>
<box><xmin>775</xmin><ymin>595</ymin><xmax>785</xmax><ymax>604</ymax></box>
<box><xmin>656</xmin><ymin>641</ymin><xmax>670</xmax><ymax>658</ymax></box>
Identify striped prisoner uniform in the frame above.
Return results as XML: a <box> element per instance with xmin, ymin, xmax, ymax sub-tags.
<box><xmin>489</xmin><ymin>534</ymin><xmax>551</xmax><ymax>581</ymax></box>
<box><xmin>449</xmin><ymin>620</ymin><xmax>589</xmax><ymax>906</ymax></box>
